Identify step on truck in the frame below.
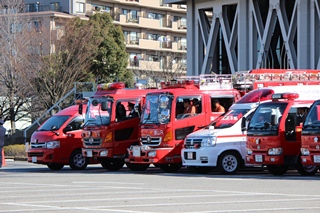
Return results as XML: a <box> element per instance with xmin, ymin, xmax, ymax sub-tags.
<box><xmin>126</xmin><ymin>75</ymin><xmax>242</xmax><ymax>172</ymax></box>
<box><xmin>300</xmin><ymin>99</ymin><xmax>320</xmax><ymax>173</ymax></box>
<box><xmin>80</xmin><ymin>82</ymin><xmax>155</xmax><ymax>171</ymax></box>
<box><xmin>27</xmin><ymin>104</ymin><xmax>95</xmax><ymax>170</ymax></box>
<box><xmin>246</xmin><ymin>83</ymin><xmax>320</xmax><ymax>176</ymax></box>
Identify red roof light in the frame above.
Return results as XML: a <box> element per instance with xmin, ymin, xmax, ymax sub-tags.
<box><xmin>97</xmin><ymin>82</ymin><xmax>125</xmax><ymax>91</ymax></box>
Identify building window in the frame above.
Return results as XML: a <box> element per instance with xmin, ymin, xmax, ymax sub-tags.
<box><xmin>181</xmin><ymin>17</ymin><xmax>187</xmax><ymax>27</ymax></box>
<box><xmin>76</xmin><ymin>2</ymin><xmax>85</xmax><ymax>13</ymax></box>
<box><xmin>50</xmin><ymin>2</ymin><xmax>60</xmax><ymax>11</ymax></box>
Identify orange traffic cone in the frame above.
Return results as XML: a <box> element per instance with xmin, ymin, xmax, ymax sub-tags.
<box><xmin>1</xmin><ymin>149</ymin><xmax>7</xmax><ymax>167</ymax></box>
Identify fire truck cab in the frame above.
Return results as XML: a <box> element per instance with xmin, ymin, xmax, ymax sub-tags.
<box><xmin>246</xmin><ymin>86</ymin><xmax>320</xmax><ymax>176</ymax></box>
<box><xmin>301</xmin><ymin>99</ymin><xmax>320</xmax><ymax>171</ymax></box>
<box><xmin>126</xmin><ymin>75</ymin><xmax>242</xmax><ymax>172</ymax></box>
<box><xmin>28</xmin><ymin>104</ymin><xmax>91</xmax><ymax>170</ymax></box>
<box><xmin>80</xmin><ymin>82</ymin><xmax>154</xmax><ymax>171</ymax></box>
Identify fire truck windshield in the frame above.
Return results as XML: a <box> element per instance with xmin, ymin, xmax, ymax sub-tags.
<box><xmin>84</xmin><ymin>98</ymin><xmax>112</xmax><ymax>126</ymax></box>
<box><xmin>303</xmin><ymin>102</ymin><xmax>320</xmax><ymax>128</ymax></box>
<box><xmin>38</xmin><ymin>116</ymin><xmax>70</xmax><ymax>131</ymax></box>
<box><xmin>208</xmin><ymin>109</ymin><xmax>249</xmax><ymax>129</ymax></box>
<box><xmin>248</xmin><ymin>103</ymin><xmax>287</xmax><ymax>134</ymax></box>
<box><xmin>141</xmin><ymin>94</ymin><xmax>173</xmax><ymax>124</ymax></box>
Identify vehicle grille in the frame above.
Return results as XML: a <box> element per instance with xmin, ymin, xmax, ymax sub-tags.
<box><xmin>83</xmin><ymin>138</ymin><xmax>102</xmax><ymax>146</ymax></box>
<box><xmin>185</xmin><ymin>138</ymin><xmax>202</xmax><ymax>148</ymax></box>
<box><xmin>141</xmin><ymin>136</ymin><xmax>162</xmax><ymax>146</ymax></box>
<box><xmin>28</xmin><ymin>152</ymin><xmax>44</xmax><ymax>157</ymax></box>
<box><xmin>30</xmin><ymin>142</ymin><xmax>46</xmax><ymax>148</ymax></box>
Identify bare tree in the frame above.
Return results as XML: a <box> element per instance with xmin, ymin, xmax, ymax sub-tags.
<box><xmin>24</xmin><ymin>16</ymin><xmax>101</xmax><ymax>112</ymax></box>
<box><xmin>0</xmin><ymin>0</ymin><xmax>37</xmax><ymax>133</ymax></box>
<box><xmin>132</xmin><ymin>50</ymin><xmax>187</xmax><ymax>87</ymax></box>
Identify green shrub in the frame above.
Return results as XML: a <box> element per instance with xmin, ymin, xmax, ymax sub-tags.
<box><xmin>4</xmin><ymin>144</ymin><xmax>27</xmax><ymax>157</ymax></box>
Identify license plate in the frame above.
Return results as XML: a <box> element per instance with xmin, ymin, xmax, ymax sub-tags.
<box><xmin>187</xmin><ymin>152</ymin><xmax>194</xmax><ymax>160</ymax></box>
<box><xmin>32</xmin><ymin>156</ymin><xmax>37</xmax><ymax>163</ymax></box>
<box><xmin>132</xmin><ymin>146</ymin><xmax>141</xmax><ymax>157</ymax></box>
<box><xmin>314</xmin><ymin>155</ymin><xmax>320</xmax><ymax>163</ymax></box>
<box><xmin>255</xmin><ymin>155</ymin><xmax>263</xmax><ymax>162</ymax></box>
<box><xmin>87</xmin><ymin>150</ymin><xmax>93</xmax><ymax>157</ymax></box>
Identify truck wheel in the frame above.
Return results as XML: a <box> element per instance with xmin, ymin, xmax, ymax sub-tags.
<box><xmin>158</xmin><ymin>163</ymin><xmax>182</xmax><ymax>173</ymax></box>
<box><xmin>194</xmin><ymin>166</ymin><xmax>211</xmax><ymax>174</ymax></box>
<box><xmin>267</xmin><ymin>165</ymin><xmax>288</xmax><ymax>176</ymax></box>
<box><xmin>297</xmin><ymin>160</ymin><xmax>318</xmax><ymax>176</ymax></box>
<box><xmin>47</xmin><ymin>163</ymin><xmax>64</xmax><ymax>170</ymax></box>
<box><xmin>100</xmin><ymin>159</ymin><xmax>124</xmax><ymax>171</ymax></box>
<box><xmin>217</xmin><ymin>151</ymin><xmax>241</xmax><ymax>175</ymax></box>
<box><xmin>125</xmin><ymin>162</ymin><xmax>150</xmax><ymax>171</ymax></box>
<box><xmin>69</xmin><ymin>149</ymin><xmax>88</xmax><ymax>170</ymax></box>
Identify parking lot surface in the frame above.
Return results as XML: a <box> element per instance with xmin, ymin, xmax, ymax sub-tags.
<box><xmin>1</xmin><ymin>160</ymin><xmax>320</xmax><ymax>212</ymax></box>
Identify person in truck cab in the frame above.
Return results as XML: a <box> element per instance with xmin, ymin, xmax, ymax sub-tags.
<box><xmin>297</xmin><ymin>107</ymin><xmax>307</xmax><ymax>124</ymax></box>
<box><xmin>128</xmin><ymin>102</ymin><xmax>139</xmax><ymax>118</ymax></box>
<box><xmin>212</xmin><ymin>99</ymin><xmax>225</xmax><ymax>112</ymax></box>
<box><xmin>116</xmin><ymin>103</ymin><xmax>126</xmax><ymax>121</ymax></box>
<box><xmin>183</xmin><ymin>99</ymin><xmax>197</xmax><ymax>116</ymax></box>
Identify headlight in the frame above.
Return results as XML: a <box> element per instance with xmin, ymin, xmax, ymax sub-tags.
<box><xmin>46</xmin><ymin>141</ymin><xmax>60</xmax><ymax>149</ymax></box>
<box><xmin>268</xmin><ymin>147</ymin><xmax>282</xmax><ymax>155</ymax></box>
<box><xmin>148</xmin><ymin>151</ymin><xmax>156</xmax><ymax>157</ymax></box>
<box><xmin>201</xmin><ymin>137</ymin><xmax>216</xmax><ymax>147</ymax></box>
<box><xmin>301</xmin><ymin>148</ymin><xmax>310</xmax><ymax>156</ymax></box>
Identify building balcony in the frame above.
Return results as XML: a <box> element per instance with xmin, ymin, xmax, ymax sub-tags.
<box><xmin>129</xmin><ymin>60</ymin><xmax>162</xmax><ymax>72</ymax></box>
<box><xmin>25</xmin><ymin>4</ymin><xmax>61</xmax><ymax>13</ymax></box>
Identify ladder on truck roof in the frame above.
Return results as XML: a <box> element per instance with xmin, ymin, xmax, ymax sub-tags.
<box><xmin>175</xmin><ymin>74</ymin><xmax>233</xmax><ymax>90</ymax></box>
<box><xmin>234</xmin><ymin>69</ymin><xmax>320</xmax><ymax>91</ymax></box>
<box><xmin>23</xmin><ymin>82</ymin><xmax>95</xmax><ymax>147</ymax></box>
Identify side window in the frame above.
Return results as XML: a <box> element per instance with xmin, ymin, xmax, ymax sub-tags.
<box><xmin>116</xmin><ymin>99</ymin><xmax>141</xmax><ymax>122</ymax></box>
<box><xmin>67</xmin><ymin>116</ymin><xmax>84</xmax><ymax>131</ymax></box>
<box><xmin>176</xmin><ymin>96</ymin><xmax>201</xmax><ymax>119</ymax></box>
<box><xmin>285</xmin><ymin>107</ymin><xmax>298</xmax><ymax>141</ymax></box>
<box><xmin>211</xmin><ymin>97</ymin><xmax>234</xmax><ymax>113</ymax></box>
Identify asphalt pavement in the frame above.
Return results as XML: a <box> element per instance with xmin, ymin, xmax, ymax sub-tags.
<box><xmin>1</xmin><ymin>160</ymin><xmax>320</xmax><ymax>213</ymax></box>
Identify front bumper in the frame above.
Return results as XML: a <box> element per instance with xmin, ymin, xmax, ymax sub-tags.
<box><xmin>126</xmin><ymin>146</ymin><xmax>181</xmax><ymax>164</ymax></box>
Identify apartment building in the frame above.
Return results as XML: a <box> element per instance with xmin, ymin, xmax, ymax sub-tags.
<box><xmin>23</xmin><ymin>0</ymin><xmax>187</xmax><ymax>84</ymax></box>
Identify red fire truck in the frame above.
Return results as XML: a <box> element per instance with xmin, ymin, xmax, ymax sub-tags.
<box><xmin>246</xmin><ymin>83</ymin><xmax>320</xmax><ymax>175</ymax></box>
<box><xmin>28</xmin><ymin>104</ymin><xmax>92</xmax><ymax>170</ymax></box>
<box><xmin>301</xmin><ymin>99</ymin><xmax>320</xmax><ymax>172</ymax></box>
<box><xmin>126</xmin><ymin>75</ymin><xmax>242</xmax><ymax>172</ymax></box>
<box><xmin>80</xmin><ymin>82</ymin><xmax>155</xmax><ymax>171</ymax></box>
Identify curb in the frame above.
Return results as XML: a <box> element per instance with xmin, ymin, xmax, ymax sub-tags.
<box><xmin>5</xmin><ymin>156</ymin><xmax>28</xmax><ymax>161</ymax></box>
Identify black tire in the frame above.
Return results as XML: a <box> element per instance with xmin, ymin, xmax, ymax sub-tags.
<box><xmin>100</xmin><ymin>159</ymin><xmax>124</xmax><ymax>171</ymax></box>
<box><xmin>194</xmin><ymin>166</ymin><xmax>211</xmax><ymax>174</ymax></box>
<box><xmin>217</xmin><ymin>151</ymin><xmax>241</xmax><ymax>175</ymax></box>
<box><xmin>267</xmin><ymin>165</ymin><xmax>288</xmax><ymax>176</ymax></box>
<box><xmin>125</xmin><ymin>162</ymin><xmax>150</xmax><ymax>171</ymax></box>
<box><xmin>69</xmin><ymin>149</ymin><xmax>88</xmax><ymax>170</ymax></box>
<box><xmin>297</xmin><ymin>160</ymin><xmax>318</xmax><ymax>176</ymax></box>
<box><xmin>47</xmin><ymin>163</ymin><xmax>64</xmax><ymax>170</ymax></box>
<box><xmin>158</xmin><ymin>163</ymin><xmax>182</xmax><ymax>173</ymax></box>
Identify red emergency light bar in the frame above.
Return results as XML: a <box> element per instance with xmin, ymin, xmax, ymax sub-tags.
<box><xmin>97</xmin><ymin>82</ymin><xmax>125</xmax><ymax>91</ymax></box>
<box><xmin>272</xmin><ymin>93</ymin><xmax>299</xmax><ymax>100</ymax></box>
<box><xmin>237</xmin><ymin>88</ymin><xmax>274</xmax><ymax>104</ymax></box>
<box><xmin>160</xmin><ymin>80</ymin><xmax>196</xmax><ymax>89</ymax></box>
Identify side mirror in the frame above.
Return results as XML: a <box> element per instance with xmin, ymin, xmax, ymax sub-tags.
<box><xmin>63</xmin><ymin>125</ymin><xmax>73</xmax><ymax>134</ymax></box>
<box><xmin>101</xmin><ymin>101</ymin><xmax>108</xmax><ymax>111</ymax></box>
<box><xmin>78</xmin><ymin>104</ymin><xmax>83</xmax><ymax>115</ymax></box>
<box><xmin>241</xmin><ymin>117</ymin><xmax>247</xmax><ymax>131</ymax></box>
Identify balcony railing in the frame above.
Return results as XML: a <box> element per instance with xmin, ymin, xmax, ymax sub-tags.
<box><xmin>25</xmin><ymin>5</ymin><xmax>61</xmax><ymax>13</ymax></box>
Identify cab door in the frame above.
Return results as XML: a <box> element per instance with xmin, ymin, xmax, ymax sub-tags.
<box><xmin>173</xmin><ymin>95</ymin><xmax>206</xmax><ymax>142</ymax></box>
<box><xmin>112</xmin><ymin>100</ymin><xmax>141</xmax><ymax>157</ymax></box>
